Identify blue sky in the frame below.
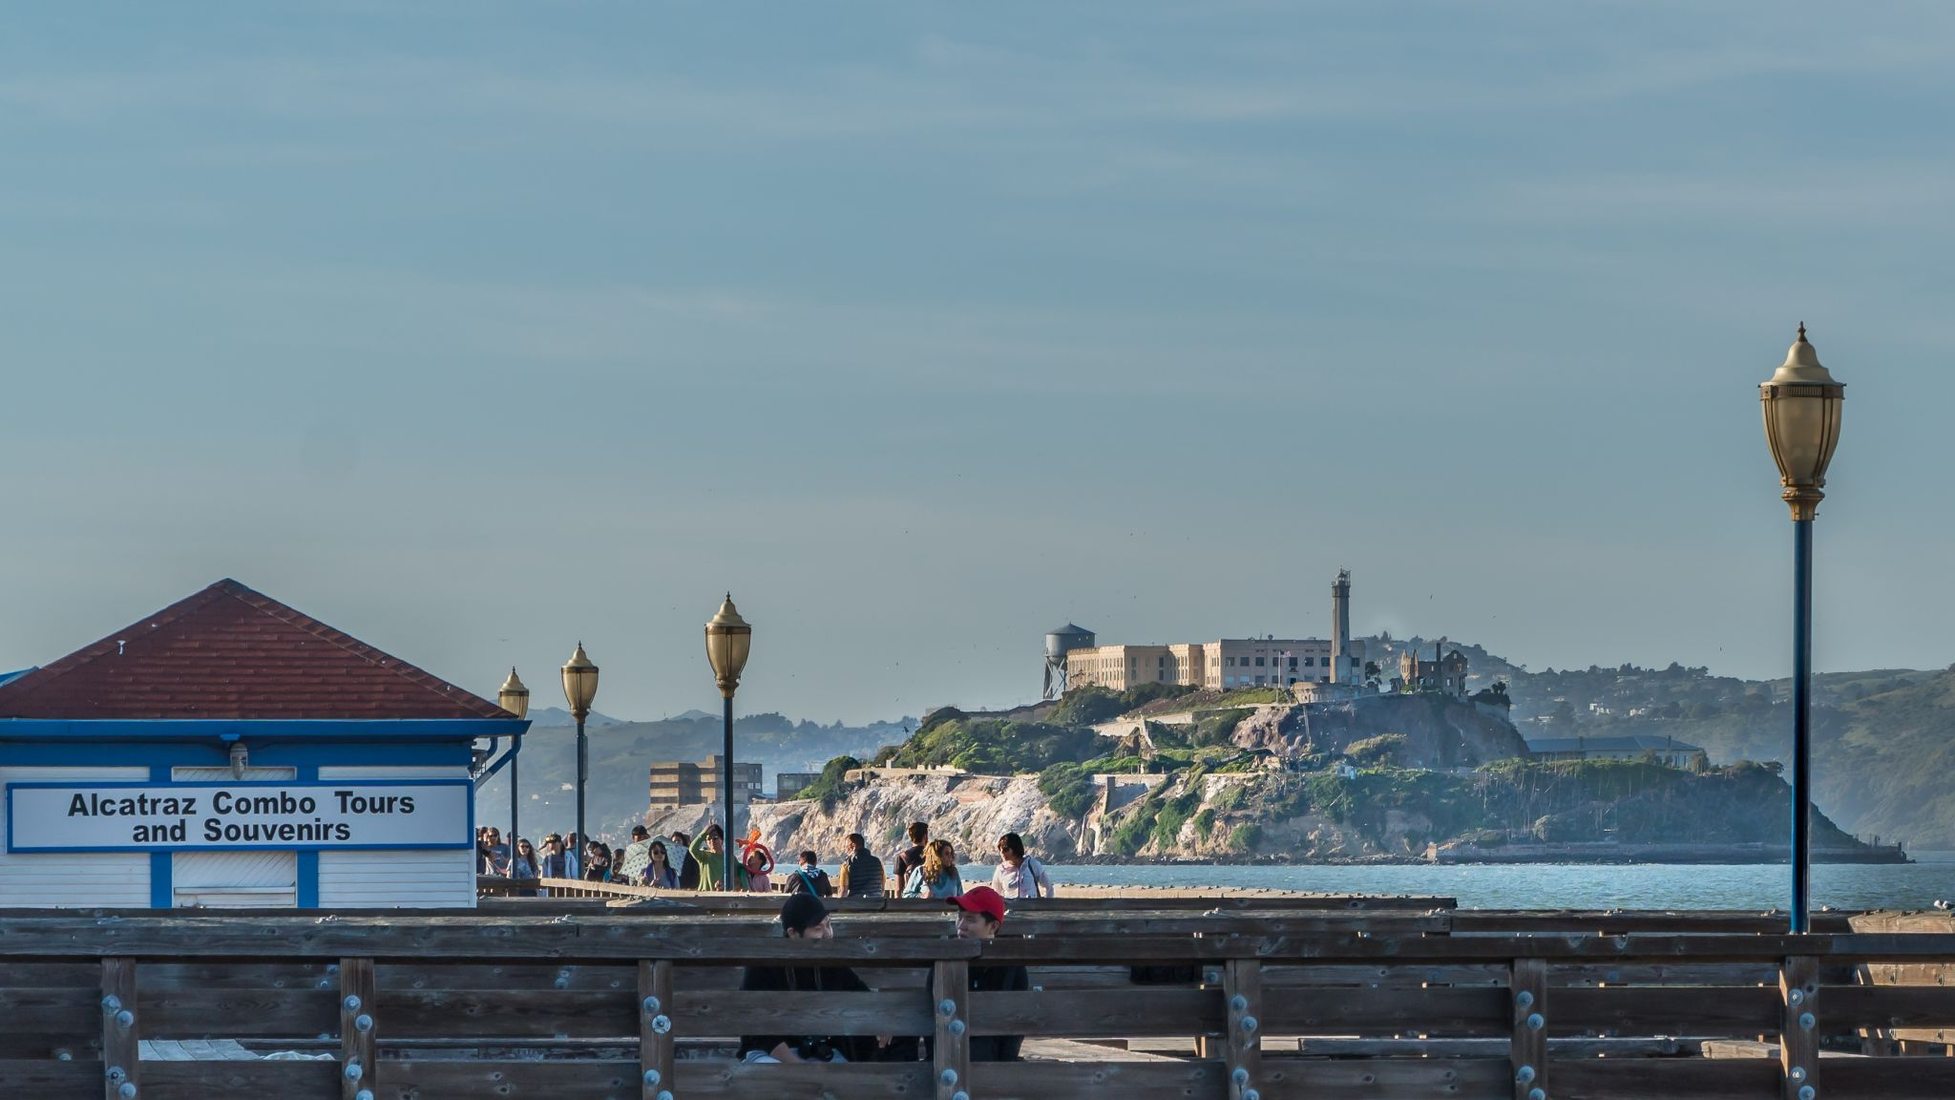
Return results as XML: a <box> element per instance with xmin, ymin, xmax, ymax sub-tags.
<box><xmin>3</xmin><ymin>3</ymin><xmax>1953</xmax><ymax>723</ymax></box>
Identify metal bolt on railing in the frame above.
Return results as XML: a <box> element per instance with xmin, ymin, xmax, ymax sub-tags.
<box><xmin>1526</xmin><ymin>1013</ymin><xmax>1545</xmax><ymax>1031</ymax></box>
<box><xmin>1240</xmin><ymin>1015</ymin><xmax>1259</xmax><ymax>1034</ymax></box>
<box><xmin>118</xmin><ymin>1084</ymin><xmax>137</xmax><ymax>1100</ymax></box>
<box><xmin>643</xmin><ymin>996</ymin><xmax>661</xmax><ymax>1015</ymax></box>
<box><xmin>1230</xmin><ymin>994</ymin><xmax>1248</xmax><ymax>1011</ymax></box>
<box><xmin>1243</xmin><ymin>1090</ymin><xmax>1261</xmax><ymax>1100</ymax></box>
<box><xmin>657</xmin><ymin>1091</ymin><xmax>673</xmax><ymax>1100</ymax></box>
<box><xmin>1231</xmin><ymin>1066</ymin><xmax>1249</xmax><ymax>1086</ymax></box>
<box><xmin>651</xmin><ymin>1014</ymin><xmax>672</xmax><ymax>1035</ymax></box>
<box><xmin>114</xmin><ymin>1009</ymin><xmax>135</xmax><ymax>1030</ymax></box>
<box><xmin>1788</xmin><ymin>989</ymin><xmax>1805</xmax><ymax>1006</ymax></box>
<box><xmin>1799</xmin><ymin>1012</ymin><xmax>1816</xmax><ymax>1031</ymax></box>
<box><xmin>343</xmin><ymin>1062</ymin><xmax>363</xmax><ymax>1082</ymax></box>
<box><xmin>106</xmin><ymin>1067</ymin><xmax>126</xmax><ymax>1084</ymax></box>
<box><xmin>949</xmin><ymin>1019</ymin><xmax>966</xmax><ymax>1036</ymax></box>
<box><xmin>357</xmin><ymin>1091</ymin><xmax>374</xmax><ymax>1100</ymax></box>
<box><xmin>343</xmin><ymin>995</ymin><xmax>362</xmax><ymax>1013</ymax></box>
<box><xmin>101</xmin><ymin>995</ymin><xmax>122</xmax><ymax>1013</ymax></box>
<box><xmin>1515</xmin><ymin>990</ymin><xmax>1535</xmax><ymax>1009</ymax></box>
<box><xmin>1528</xmin><ymin>1088</ymin><xmax>1546</xmax><ymax>1100</ymax></box>
<box><xmin>354</xmin><ymin>1014</ymin><xmax>374</xmax><ymax>1033</ymax></box>
<box><xmin>1790</xmin><ymin>1066</ymin><xmax>1808</xmax><ymax>1083</ymax></box>
<box><xmin>953</xmin><ymin>1092</ymin><xmax>971</xmax><ymax>1100</ymax></box>
<box><xmin>643</xmin><ymin>1069</ymin><xmax>660</xmax><ymax>1086</ymax></box>
<box><xmin>940</xmin><ymin>1068</ymin><xmax>959</xmax><ymax>1086</ymax></box>
<box><xmin>1799</xmin><ymin>1087</ymin><xmax>1816</xmax><ymax>1100</ymax></box>
<box><xmin>1515</xmin><ymin>1064</ymin><xmax>1536</xmax><ymax>1084</ymax></box>
<box><xmin>939</xmin><ymin>998</ymin><xmax>957</xmax><ymax>1017</ymax></box>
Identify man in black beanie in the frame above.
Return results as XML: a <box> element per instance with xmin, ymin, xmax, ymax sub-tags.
<box><xmin>736</xmin><ymin>893</ymin><xmax>874</xmax><ymax>1063</ymax></box>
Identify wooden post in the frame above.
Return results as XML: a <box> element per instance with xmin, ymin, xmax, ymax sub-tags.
<box><xmin>640</xmin><ymin>960</ymin><xmax>675</xmax><ymax>1100</ymax></box>
<box><xmin>1223</xmin><ymin>958</ymin><xmax>1262</xmax><ymax>1100</ymax></box>
<box><xmin>1780</xmin><ymin>955</ymin><xmax>1819</xmax><ymax>1100</ymax></box>
<box><xmin>100</xmin><ymin>958</ymin><xmax>139</xmax><ymax>1100</ymax></box>
<box><xmin>340</xmin><ymin>957</ymin><xmax>377</xmax><ymax>1100</ymax></box>
<box><xmin>1510</xmin><ymin>957</ymin><xmax>1547</xmax><ymax>1100</ymax></box>
<box><xmin>933</xmin><ymin>960</ymin><xmax>970</xmax><ymax>1100</ymax></box>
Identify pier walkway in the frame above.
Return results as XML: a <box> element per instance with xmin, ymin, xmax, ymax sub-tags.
<box><xmin>3</xmin><ymin>896</ymin><xmax>1954</xmax><ymax>1098</ymax></box>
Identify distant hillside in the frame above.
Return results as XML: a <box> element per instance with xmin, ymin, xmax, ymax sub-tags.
<box><xmin>473</xmin><ymin>711</ymin><xmax>913</xmax><ymax>845</ymax></box>
<box><xmin>1492</xmin><ymin>659</ymin><xmax>1954</xmax><ymax>848</ymax></box>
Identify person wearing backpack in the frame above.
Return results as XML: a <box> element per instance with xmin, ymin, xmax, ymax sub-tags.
<box><xmin>784</xmin><ymin>850</ymin><xmax>835</xmax><ymax>897</ymax></box>
<box><xmin>837</xmin><ymin>832</ymin><xmax>886</xmax><ymax>898</ymax></box>
<box><xmin>989</xmin><ymin>832</ymin><xmax>1054</xmax><ymax>899</ymax></box>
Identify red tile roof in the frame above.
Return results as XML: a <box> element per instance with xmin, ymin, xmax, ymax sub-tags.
<box><xmin>0</xmin><ymin>580</ymin><xmax>513</xmax><ymax>721</ymax></box>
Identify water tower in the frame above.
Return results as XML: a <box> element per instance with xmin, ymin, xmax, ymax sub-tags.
<box><xmin>1043</xmin><ymin>624</ymin><xmax>1096</xmax><ymax>699</ymax></box>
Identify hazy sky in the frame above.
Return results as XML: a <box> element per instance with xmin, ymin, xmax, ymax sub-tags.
<box><xmin>4</xmin><ymin>3</ymin><xmax>1953</xmax><ymax>724</ymax></box>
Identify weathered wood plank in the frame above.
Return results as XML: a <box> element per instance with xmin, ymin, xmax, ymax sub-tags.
<box><xmin>973</xmin><ymin>1059</ymin><xmax>1229</xmax><ymax>1099</ymax></box>
<box><xmin>0</xmin><ymin>1058</ymin><xmax>107</xmax><ymax>1100</ymax></box>
<box><xmin>100</xmin><ymin>958</ymin><xmax>138</xmax><ymax>1100</ymax></box>
<box><xmin>1224</xmin><ymin>958</ymin><xmax>1261</xmax><ymax>1100</ymax></box>
<box><xmin>671</xmin><ymin>990</ymin><xmax>934</xmax><ymax>1037</ymax></box>
<box><xmin>1553</xmin><ymin>986</ymin><xmax>1783</xmax><ymax>1034</ymax></box>
<box><xmin>1555</xmin><ymin>1057</ymin><xmax>1781</xmax><ymax>1099</ymax></box>
<box><xmin>378</xmin><ymin>1059</ymin><xmax>648</xmax><ymax>1098</ymax></box>
<box><xmin>640</xmin><ymin>959</ymin><xmax>673</xmax><ymax>1100</ymax></box>
<box><xmin>675</xmin><ymin>1061</ymin><xmax>935</xmax><ymax>1097</ymax></box>
<box><xmin>934</xmin><ymin>960</ymin><xmax>970</xmax><ymax>1100</ymax></box>
<box><xmin>1260</xmin><ymin>986</ymin><xmax>1509</xmax><ymax>1035</ymax></box>
<box><xmin>1779</xmin><ymin>956</ymin><xmax>1818</xmax><ymax>1100</ymax></box>
<box><xmin>1824</xmin><ymin>1058</ymin><xmax>1955</xmax><ymax>1100</ymax></box>
<box><xmin>141</xmin><ymin>1061</ymin><xmax>340</xmax><ymax>1100</ymax></box>
<box><xmin>139</xmin><ymin>988</ymin><xmax>337</xmax><ymax>1037</ymax></box>
<box><xmin>339</xmin><ymin>957</ymin><xmax>376</xmax><ymax>1100</ymax></box>
<box><xmin>1511</xmin><ymin>957</ymin><xmax>1547</xmax><ymax>1100</ymax></box>
<box><xmin>1826</xmin><ymin>983</ymin><xmax>1955</xmax><ymax>1028</ymax></box>
<box><xmin>968</xmin><ymin>989</ymin><xmax>1221</xmax><ymax>1037</ymax></box>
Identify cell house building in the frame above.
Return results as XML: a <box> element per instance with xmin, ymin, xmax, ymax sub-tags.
<box><xmin>0</xmin><ymin>579</ymin><xmax>528</xmax><ymax>908</ymax></box>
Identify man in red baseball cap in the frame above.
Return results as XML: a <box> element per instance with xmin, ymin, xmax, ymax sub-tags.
<box><xmin>944</xmin><ymin>886</ymin><xmax>1028</xmax><ymax>1061</ymax></box>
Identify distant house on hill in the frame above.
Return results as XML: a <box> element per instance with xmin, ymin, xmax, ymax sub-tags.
<box><xmin>1525</xmin><ymin>734</ymin><xmax>1705</xmax><ymax>770</ymax></box>
<box><xmin>1396</xmin><ymin>644</ymin><xmax>1469</xmax><ymax>698</ymax></box>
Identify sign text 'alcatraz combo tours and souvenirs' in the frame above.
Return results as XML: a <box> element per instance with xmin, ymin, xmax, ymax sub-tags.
<box><xmin>4</xmin><ymin>780</ymin><xmax>471</xmax><ymax>852</ymax></box>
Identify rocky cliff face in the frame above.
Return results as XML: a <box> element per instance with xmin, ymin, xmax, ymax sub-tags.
<box><xmin>644</xmin><ymin>772</ymin><xmax>1085</xmax><ymax>864</ymax></box>
<box><xmin>1229</xmin><ymin>694</ymin><xmax>1527</xmax><ymax>767</ymax></box>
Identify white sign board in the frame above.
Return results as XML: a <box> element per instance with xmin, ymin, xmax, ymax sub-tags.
<box><xmin>5</xmin><ymin>781</ymin><xmax>472</xmax><ymax>853</ymax></box>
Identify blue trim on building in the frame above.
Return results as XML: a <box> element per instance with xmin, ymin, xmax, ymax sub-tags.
<box><xmin>295</xmin><ymin>764</ymin><xmax>319</xmax><ymax>907</ymax></box>
<box><xmin>0</xmin><ymin>741</ymin><xmax>473</xmax><ymax>769</ymax></box>
<box><xmin>148</xmin><ymin>764</ymin><xmax>173</xmax><ymax>908</ymax></box>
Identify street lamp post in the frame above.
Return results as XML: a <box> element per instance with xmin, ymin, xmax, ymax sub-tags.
<box><xmin>498</xmin><ymin>668</ymin><xmax>531</xmax><ymax>861</ymax></box>
<box><xmin>704</xmin><ymin>595</ymin><xmax>753</xmax><ymax>891</ymax></box>
<box><xmin>1759</xmin><ymin>323</ymin><xmax>1845</xmax><ymax>933</ymax></box>
<box><xmin>560</xmin><ymin>644</ymin><xmax>601</xmax><ymax>855</ymax></box>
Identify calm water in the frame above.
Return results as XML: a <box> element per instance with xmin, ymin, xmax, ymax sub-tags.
<box><xmin>961</xmin><ymin>852</ymin><xmax>1955</xmax><ymax>911</ymax></box>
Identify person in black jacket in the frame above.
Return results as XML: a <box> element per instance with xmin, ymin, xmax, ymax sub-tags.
<box><xmin>737</xmin><ymin>894</ymin><xmax>875</xmax><ymax>1063</ymax></box>
<box><xmin>783</xmin><ymin>850</ymin><xmax>835</xmax><ymax>897</ymax></box>
<box><xmin>945</xmin><ymin>886</ymin><xmax>1028</xmax><ymax>1061</ymax></box>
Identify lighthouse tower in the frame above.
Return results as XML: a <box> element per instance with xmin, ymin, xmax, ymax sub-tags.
<box><xmin>1329</xmin><ymin>570</ymin><xmax>1352</xmax><ymax>683</ymax></box>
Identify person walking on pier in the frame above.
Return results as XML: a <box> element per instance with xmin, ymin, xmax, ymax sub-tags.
<box><xmin>990</xmin><ymin>833</ymin><xmax>1054</xmax><ymax>899</ymax></box>
<box><xmin>903</xmin><ymin>839</ymin><xmax>962</xmax><ymax>899</ymax></box>
<box><xmin>670</xmin><ymin>831</ymin><xmax>698</xmax><ymax>889</ymax></box>
<box><xmin>737</xmin><ymin>894</ymin><xmax>875</xmax><ymax>1064</ymax></box>
<box><xmin>837</xmin><ymin>832</ymin><xmax>886</xmax><ymax>898</ymax></box>
<box><xmin>690</xmin><ymin>825</ymin><xmax>728</xmax><ymax>890</ymax></box>
<box><xmin>537</xmin><ymin>834</ymin><xmax>568</xmax><ymax>879</ymax></box>
<box><xmin>644</xmin><ymin>839</ymin><xmax>679</xmax><ymax>889</ymax></box>
<box><xmin>785</xmin><ymin>850</ymin><xmax>834</xmax><ymax>897</ymax></box>
<box><xmin>891</xmin><ymin>821</ymin><xmax>929</xmax><ymax>896</ymax></box>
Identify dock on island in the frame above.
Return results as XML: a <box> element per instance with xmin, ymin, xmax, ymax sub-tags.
<box><xmin>4</xmin><ymin>883</ymin><xmax>1955</xmax><ymax>1098</ymax></box>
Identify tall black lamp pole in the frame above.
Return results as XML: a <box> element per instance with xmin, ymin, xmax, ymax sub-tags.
<box><xmin>704</xmin><ymin>595</ymin><xmax>753</xmax><ymax>891</ymax></box>
<box><xmin>1759</xmin><ymin>324</ymin><xmax>1845</xmax><ymax>933</ymax></box>
<box><xmin>498</xmin><ymin>668</ymin><xmax>531</xmax><ymax>866</ymax></box>
<box><xmin>561</xmin><ymin>643</ymin><xmax>600</xmax><ymax>858</ymax></box>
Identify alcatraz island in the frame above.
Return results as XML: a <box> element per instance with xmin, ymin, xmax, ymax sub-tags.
<box><xmin>723</xmin><ymin>571</ymin><xmax>1906</xmax><ymax>867</ymax></box>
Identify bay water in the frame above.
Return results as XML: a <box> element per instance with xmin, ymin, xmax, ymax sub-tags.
<box><xmin>962</xmin><ymin>851</ymin><xmax>1955</xmax><ymax>911</ymax></box>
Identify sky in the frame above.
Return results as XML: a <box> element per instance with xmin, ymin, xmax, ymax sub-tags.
<box><xmin>3</xmin><ymin>2</ymin><xmax>1953</xmax><ymax>724</ymax></box>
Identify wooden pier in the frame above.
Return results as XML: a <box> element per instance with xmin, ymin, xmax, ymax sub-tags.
<box><xmin>3</xmin><ymin>894</ymin><xmax>1955</xmax><ymax>1098</ymax></box>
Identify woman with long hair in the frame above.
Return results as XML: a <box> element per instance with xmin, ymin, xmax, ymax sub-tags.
<box><xmin>645</xmin><ymin>839</ymin><xmax>679</xmax><ymax>889</ymax></box>
<box><xmin>904</xmin><ymin>839</ymin><xmax>962</xmax><ymax>899</ymax></box>
<box><xmin>506</xmin><ymin>838</ymin><xmax>538</xmax><ymax>880</ymax></box>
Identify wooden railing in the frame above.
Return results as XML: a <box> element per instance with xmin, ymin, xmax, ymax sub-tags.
<box><xmin>2</xmin><ymin>912</ymin><xmax>1953</xmax><ymax>1098</ymax></box>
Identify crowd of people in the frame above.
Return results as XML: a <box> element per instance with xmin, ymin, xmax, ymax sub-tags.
<box><xmin>476</xmin><ymin>818</ymin><xmax>1057</xmax><ymax>899</ymax></box>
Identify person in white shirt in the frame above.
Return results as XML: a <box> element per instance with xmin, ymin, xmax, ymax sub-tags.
<box><xmin>989</xmin><ymin>832</ymin><xmax>1053</xmax><ymax>898</ymax></box>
